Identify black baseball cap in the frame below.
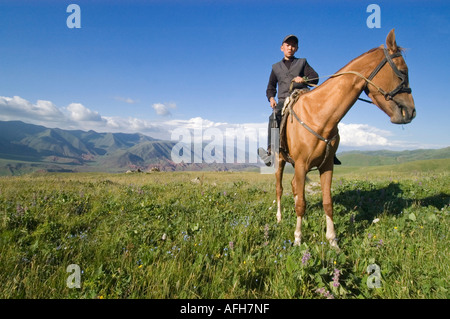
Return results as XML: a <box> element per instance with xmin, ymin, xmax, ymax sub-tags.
<box><xmin>282</xmin><ymin>34</ymin><xmax>298</xmax><ymax>44</ymax></box>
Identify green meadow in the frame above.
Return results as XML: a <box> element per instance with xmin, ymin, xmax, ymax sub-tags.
<box><xmin>0</xmin><ymin>160</ymin><xmax>448</xmax><ymax>299</ymax></box>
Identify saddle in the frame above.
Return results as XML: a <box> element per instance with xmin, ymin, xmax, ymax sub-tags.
<box><xmin>279</xmin><ymin>88</ymin><xmax>311</xmax><ymax>165</ymax></box>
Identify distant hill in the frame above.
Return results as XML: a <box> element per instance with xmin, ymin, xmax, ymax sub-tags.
<box><xmin>337</xmin><ymin>147</ymin><xmax>450</xmax><ymax>166</ymax></box>
<box><xmin>0</xmin><ymin>120</ymin><xmax>448</xmax><ymax>176</ymax></box>
<box><xmin>0</xmin><ymin>120</ymin><xmax>256</xmax><ymax>175</ymax></box>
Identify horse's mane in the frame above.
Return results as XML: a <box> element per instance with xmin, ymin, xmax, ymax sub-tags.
<box><xmin>303</xmin><ymin>45</ymin><xmax>405</xmax><ymax>93</ymax></box>
<box><xmin>340</xmin><ymin>45</ymin><xmax>405</xmax><ymax>72</ymax></box>
<box><xmin>339</xmin><ymin>47</ymin><xmax>380</xmax><ymax>72</ymax></box>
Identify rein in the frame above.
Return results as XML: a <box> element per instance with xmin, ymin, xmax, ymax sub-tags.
<box><xmin>290</xmin><ymin>47</ymin><xmax>411</xmax><ymax>104</ymax></box>
<box><xmin>285</xmin><ymin>46</ymin><xmax>411</xmax><ymax>169</ymax></box>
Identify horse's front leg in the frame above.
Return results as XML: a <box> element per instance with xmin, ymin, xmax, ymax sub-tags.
<box><xmin>275</xmin><ymin>155</ymin><xmax>286</xmax><ymax>223</ymax></box>
<box><xmin>319</xmin><ymin>168</ymin><xmax>339</xmax><ymax>249</ymax></box>
<box><xmin>292</xmin><ymin>164</ymin><xmax>307</xmax><ymax>246</ymax></box>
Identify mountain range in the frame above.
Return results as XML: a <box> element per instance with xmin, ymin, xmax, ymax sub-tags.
<box><xmin>0</xmin><ymin>120</ymin><xmax>448</xmax><ymax>176</ymax></box>
<box><xmin>0</xmin><ymin>120</ymin><xmax>255</xmax><ymax>175</ymax></box>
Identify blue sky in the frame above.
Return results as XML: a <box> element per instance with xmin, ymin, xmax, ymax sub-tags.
<box><xmin>0</xmin><ymin>0</ymin><xmax>449</xmax><ymax>151</ymax></box>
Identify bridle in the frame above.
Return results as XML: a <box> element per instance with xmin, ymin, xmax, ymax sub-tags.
<box><xmin>291</xmin><ymin>46</ymin><xmax>413</xmax><ymax>104</ymax></box>
<box><xmin>365</xmin><ymin>47</ymin><xmax>412</xmax><ymax>101</ymax></box>
<box><xmin>284</xmin><ymin>46</ymin><xmax>412</xmax><ymax>170</ymax></box>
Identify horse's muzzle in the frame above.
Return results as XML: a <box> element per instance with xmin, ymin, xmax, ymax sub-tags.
<box><xmin>391</xmin><ymin>105</ymin><xmax>416</xmax><ymax>124</ymax></box>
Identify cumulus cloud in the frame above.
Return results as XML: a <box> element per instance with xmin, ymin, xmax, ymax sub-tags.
<box><xmin>67</xmin><ymin>103</ymin><xmax>102</xmax><ymax>122</ymax></box>
<box><xmin>0</xmin><ymin>95</ymin><xmax>435</xmax><ymax>150</ymax></box>
<box><xmin>0</xmin><ymin>95</ymin><xmax>64</xmax><ymax>122</ymax></box>
<box><xmin>152</xmin><ymin>102</ymin><xmax>176</xmax><ymax>116</ymax></box>
<box><xmin>338</xmin><ymin>123</ymin><xmax>393</xmax><ymax>147</ymax></box>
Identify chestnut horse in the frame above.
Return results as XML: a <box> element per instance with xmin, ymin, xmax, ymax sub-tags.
<box><xmin>275</xmin><ymin>29</ymin><xmax>416</xmax><ymax>248</ymax></box>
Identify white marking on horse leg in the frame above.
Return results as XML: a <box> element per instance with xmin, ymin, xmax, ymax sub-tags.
<box><xmin>294</xmin><ymin>216</ymin><xmax>302</xmax><ymax>246</ymax></box>
<box><xmin>276</xmin><ymin>199</ymin><xmax>282</xmax><ymax>223</ymax></box>
<box><xmin>325</xmin><ymin>215</ymin><xmax>339</xmax><ymax>249</ymax></box>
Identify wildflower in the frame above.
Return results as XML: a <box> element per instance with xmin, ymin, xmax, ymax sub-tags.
<box><xmin>372</xmin><ymin>218</ymin><xmax>380</xmax><ymax>224</ymax></box>
<box><xmin>332</xmin><ymin>269</ymin><xmax>341</xmax><ymax>287</ymax></box>
<box><xmin>301</xmin><ymin>250</ymin><xmax>311</xmax><ymax>265</ymax></box>
<box><xmin>377</xmin><ymin>239</ymin><xmax>383</xmax><ymax>248</ymax></box>
<box><xmin>229</xmin><ymin>241</ymin><xmax>234</xmax><ymax>250</ymax></box>
<box><xmin>138</xmin><ymin>265</ymin><xmax>143</xmax><ymax>269</ymax></box>
<box><xmin>316</xmin><ymin>287</ymin><xmax>334</xmax><ymax>299</ymax></box>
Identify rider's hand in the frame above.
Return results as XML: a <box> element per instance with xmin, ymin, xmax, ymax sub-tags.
<box><xmin>269</xmin><ymin>97</ymin><xmax>277</xmax><ymax>109</ymax></box>
<box><xmin>293</xmin><ymin>76</ymin><xmax>305</xmax><ymax>83</ymax></box>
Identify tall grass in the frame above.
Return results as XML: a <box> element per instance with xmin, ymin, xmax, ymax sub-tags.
<box><xmin>0</xmin><ymin>170</ymin><xmax>448</xmax><ymax>298</ymax></box>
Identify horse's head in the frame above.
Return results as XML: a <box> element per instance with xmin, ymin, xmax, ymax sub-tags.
<box><xmin>365</xmin><ymin>29</ymin><xmax>416</xmax><ymax>124</ymax></box>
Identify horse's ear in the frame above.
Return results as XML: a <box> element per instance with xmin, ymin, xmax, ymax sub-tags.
<box><xmin>386</xmin><ymin>28</ymin><xmax>398</xmax><ymax>53</ymax></box>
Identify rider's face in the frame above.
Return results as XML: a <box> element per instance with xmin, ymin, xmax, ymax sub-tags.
<box><xmin>281</xmin><ymin>40</ymin><xmax>298</xmax><ymax>59</ymax></box>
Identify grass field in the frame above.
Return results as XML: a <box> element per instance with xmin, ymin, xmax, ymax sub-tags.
<box><xmin>0</xmin><ymin>161</ymin><xmax>448</xmax><ymax>299</ymax></box>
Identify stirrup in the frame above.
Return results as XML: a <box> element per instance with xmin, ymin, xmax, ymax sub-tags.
<box><xmin>258</xmin><ymin>147</ymin><xmax>272</xmax><ymax>167</ymax></box>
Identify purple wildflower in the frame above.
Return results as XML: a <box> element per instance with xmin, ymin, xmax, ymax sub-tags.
<box><xmin>229</xmin><ymin>241</ymin><xmax>234</xmax><ymax>250</ymax></box>
<box><xmin>316</xmin><ymin>287</ymin><xmax>334</xmax><ymax>299</ymax></box>
<box><xmin>377</xmin><ymin>239</ymin><xmax>383</xmax><ymax>248</ymax></box>
<box><xmin>301</xmin><ymin>250</ymin><xmax>311</xmax><ymax>265</ymax></box>
<box><xmin>332</xmin><ymin>268</ymin><xmax>341</xmax><ymax>287</ymax></box>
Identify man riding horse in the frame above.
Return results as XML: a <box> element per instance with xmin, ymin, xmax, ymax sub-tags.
<box><xmin>258</xmin><ymin>34</ymin><xmax>341</xmax><ymax>166</ymax></box>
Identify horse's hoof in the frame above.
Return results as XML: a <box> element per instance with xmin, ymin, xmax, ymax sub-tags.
<box><xmin>293</xmin><ymin>239</ymin><xmax>301</xmax><ymax>247</ymax></box>
<box><xmin>329</xmin><ymin>239</ymin><xmax>340</xmax><ymax>251</ymax></box>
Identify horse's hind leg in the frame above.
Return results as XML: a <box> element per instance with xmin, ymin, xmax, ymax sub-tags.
<box><xmin>319</xmin><ymin>168</ymin><xmax>339</xmax><ymax>249</ymax></box>
<box><xmin>275</xmin><ymin>155</ymin><xmax>286</xmax><ymax>223</ymax></box>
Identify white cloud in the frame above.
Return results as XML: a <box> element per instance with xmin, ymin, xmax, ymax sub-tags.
<box><xmin>114</xmin><ymin>96</ymin><xmax>138</xmax><ymax>104</ymax></box>
<box><xmin>0</xmin><ymin>96</ymin><xmax>64</xmax><ymax>122</ymax></box>
<box><xmin>338</xmin><ymin>123</ymin><xmax>393</xmax><ymax>147</ymax></box>
<box><xmin>0</xmin><ymin>95</ymin><xmax>439</xmax><ymax>150</ymax></box>
<box><xmin>152</xmin><ymin>102</ymin><xmax>176</xmax><ymax>116</ymax></box>
<box><xmin>67</xmin><ymin>103</ymin><xmax>102</xmax><ymax>122</ymax></box>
